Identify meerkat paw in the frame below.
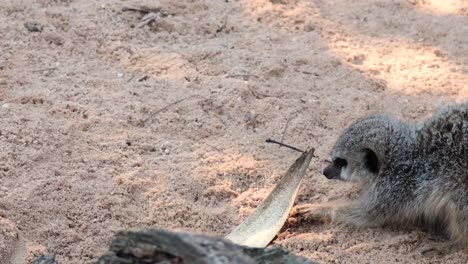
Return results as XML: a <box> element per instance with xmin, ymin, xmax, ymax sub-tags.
<box><xmin>420</xmin><ymin>241</ymin><xmax>461</xmax><ymax>256</ymax></box>
<box><xmin>289</xmin><ymin>203</ymin><xmax>332</xmax><ymax>222</ymax></box>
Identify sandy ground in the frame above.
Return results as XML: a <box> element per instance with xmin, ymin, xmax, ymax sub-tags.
<box><xmin>0</xmin><ymin>0</ymin><xmax>467</xmax><ymax>263</ymax></box>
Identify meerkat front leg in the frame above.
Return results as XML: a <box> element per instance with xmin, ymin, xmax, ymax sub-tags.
<box><xmin>290</xmin><ymin>201</ymin><xmax>348</xmax><ymax>222</ymax></box>
<box><xmin>291</xmin><ymin>200</ymin><xmax>384</xmax><ymax>229</ymax></box>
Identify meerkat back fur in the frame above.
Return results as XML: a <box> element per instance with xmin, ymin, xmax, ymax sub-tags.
<box><xmin>295</xmin><ymin>102</ymin><xmax>468</xmax><ymax>252</ymax></box>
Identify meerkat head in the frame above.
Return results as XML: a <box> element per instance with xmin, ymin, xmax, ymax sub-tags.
<box><xmin>323</xmin><ymin>114</ymin><xmax>400</xmax><ymax>183</ymax></box>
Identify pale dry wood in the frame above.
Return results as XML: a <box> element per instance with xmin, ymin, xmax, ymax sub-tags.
<box><xmin>96</xmin><ymin>229</ymin><xmax>317</xmax><ymax>264</ymax></box>
<box><xmin>225</xmin><ymin>149</ymin><xmax>314</xmax><ymax>247</ymax></box>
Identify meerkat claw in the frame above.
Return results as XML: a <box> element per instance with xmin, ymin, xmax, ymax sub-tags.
<box><xmin>290</xmin><ymin>204</ymin><xmax>315</xmax><ymax>218</ymax></box>
<box><xmin>291</xmin><ymin>204</ymin><xmax>313</xmax><ymax>214</ymax></box>
<box><xmin>290</xmin><ymin>203</ymin><xmax>333</xmax><ymax>222</ymax></box>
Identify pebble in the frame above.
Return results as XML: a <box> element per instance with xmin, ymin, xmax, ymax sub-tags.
<box><xmin>24</xmin><ymin>21</ymin><xmax>44</xmax><ymax>32</ymax></box>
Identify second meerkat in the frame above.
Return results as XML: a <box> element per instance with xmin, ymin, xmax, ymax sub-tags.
<box><xmin>295</xmin><ymin>103</ymin><xmax>468</xmax><ymax>251</ymax></box>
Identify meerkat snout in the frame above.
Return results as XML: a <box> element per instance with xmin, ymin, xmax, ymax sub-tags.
<box><xmin>323</xmin><ymin>158</ymin><xmax>347</xmax><ymax>180</ymax></box>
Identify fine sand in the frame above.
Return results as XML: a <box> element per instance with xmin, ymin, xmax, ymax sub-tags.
<box><xmin>0</xmin><ymin>0</ymin><xmax>467</xmax><ymax>263</ymax></box>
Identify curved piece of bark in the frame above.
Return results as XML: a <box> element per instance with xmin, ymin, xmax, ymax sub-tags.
<box><xmin>96</xmin><ymin>229</ymin><xmax>317</xmax><ymax>264</ymax></box>
<box><xmin>225</xmin><ymin>148</ymin><xmax>314</xmax><ymax>247</ymax></box>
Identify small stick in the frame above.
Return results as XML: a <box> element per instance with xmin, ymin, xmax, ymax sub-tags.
<box><xmin>138</xmin><ymin>96</ymin><xmax>192</xmax><ymax>126</ymax></box>
<box><xmin>137</xmin><ymin>12</ymin><xmax>159</xmax><ymax>28</ymax></box>
<box><xmin>32</xmin><ymin>67</ymin><xmax>58</xmax><ymax>73</ymax></box>
<box><xmin>122</xmin><ymin>6</ymin><xmax>161</xmax><ymax>14</ymax></box>
<box><xmin>279</xmin><ymin>115</ymin><xmax>293</xmax><ymax>146</ymax></box>
<box><xmin>265</xmin><ymin>138</ymin><xmax>305</xmax><ymax>153</ymax></box>
<box><xmin>121</xmin><ymin>6</ymin><xmax>173</xmax><ymax>17</ymax></box>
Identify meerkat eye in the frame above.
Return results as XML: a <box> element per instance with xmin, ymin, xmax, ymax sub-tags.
<box><xmin>333</xmin><ymin>158</ymin><xmax>348</xmax><ymax>168</ymax></box>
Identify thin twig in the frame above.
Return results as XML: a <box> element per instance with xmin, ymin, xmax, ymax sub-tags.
<box><xmin>280</xmin><ymin>115</ymin><xmax>293</xmax><ymax>146</ymax></box>
<box><xmin>126</xmin><ymin>75</ymin><xmax>135</xmax><ymax>83</ymax></box>
<box><xmin>32</xmin><ymin>67</ymin><xmax>58</xmax><ymax>73</ymax></box>
<box><xmin>137</xmin><ymin>76</ymin><xmax>149</xmax><ymax>82</ymax></box>
<box><xmin>138</xmin><ymin>96</ymin><xmax>192</xmax><ymax>127</ymax></box>
<box><xmin>205</xmin><ymin>142</ymin><xmax>235</xmax><ymax>161</ymax></box>
<box><xmin>121</xmin><ymin>5</ymin><xmax>173</xmax><ymax>17</ymax></box>
<box><xmin>122</xmin><ymin>6</ymin><xmax>162</xmax><ymax>14</ymax></box>
<box><xmin>265</xmin><ymin>138</ymin><xmax>305</xmax><ymax>153</ymax></box>
<box><xmin>205</xmin><ymin>143</ymin><xmax>223</xmax><ymax>153</ymax></box>
<box><xmin>137</xmin><ymin>12</ymin><xmax>160</xmax><ymax>28</ymax></box>
<box><xmin>225</xmin><ymin>74</ymin><xmax>260</xmax><ymax>80</ymax></box>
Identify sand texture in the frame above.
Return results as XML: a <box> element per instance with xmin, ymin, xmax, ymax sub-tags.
<box><xmin>0</xmin><ymin>0</ymin><xmax>467</xmax><ymax>263</ymax></box>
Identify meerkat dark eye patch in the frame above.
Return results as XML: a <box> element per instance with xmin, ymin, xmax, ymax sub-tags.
<box><xmin>363</xmin><ymin>148</ymin><xmax>380</xmax><ymax>173</ymax></box>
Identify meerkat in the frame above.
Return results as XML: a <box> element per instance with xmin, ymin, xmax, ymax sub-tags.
<box><xmin>294</xmin><ymin>102</ymin><xmax>468</xmax><ymax>253</ymax></box>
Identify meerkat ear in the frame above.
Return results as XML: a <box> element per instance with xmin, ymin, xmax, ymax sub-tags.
<box><xmin>363</xmin><ymin>148</ymin><xmax>380</xmax><ymax>174</ymax></box>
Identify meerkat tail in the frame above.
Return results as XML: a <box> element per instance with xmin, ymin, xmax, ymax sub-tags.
<box><xmin>225</xmin><ymin>148</ymin><xmax>314</xmax><ymax>248</ymax></box>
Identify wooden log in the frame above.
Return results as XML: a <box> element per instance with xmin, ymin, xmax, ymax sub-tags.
<box><xmin>32</xmin><ymin>254</ymin><xmax>57</xmax><ymax>264</ymax></box>
<box><xmin>96</xmin><ymin>229</ymin><xmax>318</xmax><ymax>264</ymax></box>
